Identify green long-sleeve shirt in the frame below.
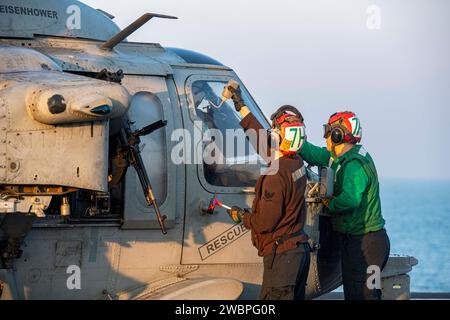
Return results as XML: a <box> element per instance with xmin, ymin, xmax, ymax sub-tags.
<box><xmin>300</xmin><ymin>141</ymin><xmax>385</xmax><ymax>235</ymax></box>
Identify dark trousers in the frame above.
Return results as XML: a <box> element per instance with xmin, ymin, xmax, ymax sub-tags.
<box><xmin>340</xmin><ymin>229</ymin><xmax>390</xmax><ymax>300</ymax></box>
<box><xmin>260</xmin><ymin>243</ymin><xmax>310</xmax><ymax>300</ymax></box>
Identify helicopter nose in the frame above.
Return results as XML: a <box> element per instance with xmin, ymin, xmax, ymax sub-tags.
<box><xmin>25</xmin><ymin>76</ymin><xmax>130</xmax><ymax>125</ymax></box>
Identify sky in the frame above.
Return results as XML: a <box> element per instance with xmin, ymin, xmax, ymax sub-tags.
<box><xmin>83</xmin><ymin>0</ymin><xmax>450</xmax><ymax>180</ymax></box>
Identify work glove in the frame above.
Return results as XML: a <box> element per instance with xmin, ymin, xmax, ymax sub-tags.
<box><xmin>228</xmin><ymin>85</ymin><xmax>246</xmax><ymax>112</ymax></box>
<box><xmin>227</xmin><ymin>206</ymin><xmax>247</xmax><ymax>223</ymax></box>
<box><xmin>321</xmin><ymin>198</ymin><xmax>331</xmax><ymax>208</ymax></box>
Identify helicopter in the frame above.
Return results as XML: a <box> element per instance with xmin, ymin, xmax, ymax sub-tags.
<box><xmin>0</xmin><ymin>0</ymin><xmax>417</xmax><ymax>299</ymax></box>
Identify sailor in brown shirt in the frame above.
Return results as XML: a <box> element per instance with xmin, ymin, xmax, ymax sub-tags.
<box><xmin>226</xmin><ymin>83</ymin><xmax>310</xmax><ymax>300</ymax></box>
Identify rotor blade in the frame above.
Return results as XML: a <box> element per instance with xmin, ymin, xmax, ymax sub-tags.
<box><xmin>101</xmin><ymin>13</ymin><xmax>178</xmax><ymax>50</ymax></box>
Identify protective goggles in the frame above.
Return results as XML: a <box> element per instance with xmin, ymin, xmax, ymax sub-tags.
<box><xmin>323</xmin><ymin>123</ymin><xmax>332</xmax><ymax>138</ymax></box>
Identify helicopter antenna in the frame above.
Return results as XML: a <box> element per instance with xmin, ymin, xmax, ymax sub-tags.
<box><xmin>101</xmin><ymin>13</ymin><xmax>178</xmax><ymax>50</ymax></box>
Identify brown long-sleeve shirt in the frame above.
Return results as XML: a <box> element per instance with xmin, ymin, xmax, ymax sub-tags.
<box><xmin>240</xmin><ymin>113</ymin><xmax>309</xmax><ymax>257</ymax></box>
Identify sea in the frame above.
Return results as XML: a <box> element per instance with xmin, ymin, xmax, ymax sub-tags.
<box><xmin>380</xmin><ymin>179</ymin><xmax>450</xmax><ymax>292</ymax></box>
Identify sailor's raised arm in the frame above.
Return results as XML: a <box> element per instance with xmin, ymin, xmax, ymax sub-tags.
<box><xmin>227</xmin><ymin>85</ymin><xmax>272</xmax><ymax>161</ymax></box>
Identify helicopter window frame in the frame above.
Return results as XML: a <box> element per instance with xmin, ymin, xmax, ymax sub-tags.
<box><xmin>185</xmin><ymin>74</ymin><xmax>270</xmax><ymax>194</ymax></box>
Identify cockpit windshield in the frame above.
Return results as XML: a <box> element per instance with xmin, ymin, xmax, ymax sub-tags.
<box><xmin>191</xmin><ymin>79</ymin><xmax>269</xmax><ymax>188</ymax></box>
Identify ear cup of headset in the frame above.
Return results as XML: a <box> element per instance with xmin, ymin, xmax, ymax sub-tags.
<box><xmin>277</xmin><ymin>131</ymin><xmax>282</xmax><ymax>146</ymax></box>
<box><xmin>273</xmin><ymin>128</ymin><xmax>282</xmax><ymax>146</ymax></box>
<box><xmin>331</xmin><ymin>127</ymin><xmax>345</xmax><ymax>144</ymax></box>
<box><xmin>267</xmin><ymin>128</ymin><xmax>282</xmax><ymax>148</ymax></box>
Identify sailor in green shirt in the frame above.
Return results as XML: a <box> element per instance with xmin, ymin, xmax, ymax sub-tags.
<box><xmin>301</xmin><ymin>111</ymin><xmax>390</xmax><ymax>300</ymax></box>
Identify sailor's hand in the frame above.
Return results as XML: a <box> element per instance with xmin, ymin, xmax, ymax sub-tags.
<box><xmin>227</xmin><ymin>206</ymin><xmax>246</xmax><ymax>223</ymax></box>
<box><xmin>228</xmin><ymin>85</ymin><xmax>246</xmax><ymax>112</ymax></box>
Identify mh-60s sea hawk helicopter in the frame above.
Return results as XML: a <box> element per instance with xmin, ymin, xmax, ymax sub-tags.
<box><xmin>0</xmin><ymin>0</ymin><xmax>416</xmax><ymax>299</ymax></box>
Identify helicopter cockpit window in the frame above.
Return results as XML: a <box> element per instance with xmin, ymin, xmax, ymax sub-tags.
<box><xmin>191</xmin><ymin>80</ymin><xmax>269</xmax><ymax>187</ymax></box>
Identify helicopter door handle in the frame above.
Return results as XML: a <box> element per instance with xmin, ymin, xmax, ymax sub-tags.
<box><xmin>241</xmin><ymin>187</ymin><xmax>255</xmax><ymax>194</ymax></box>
